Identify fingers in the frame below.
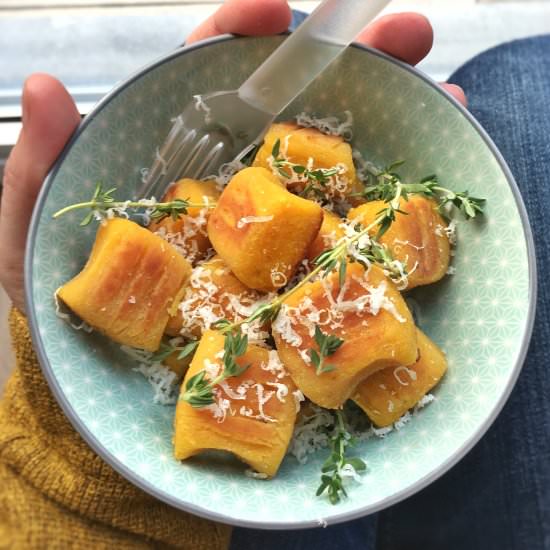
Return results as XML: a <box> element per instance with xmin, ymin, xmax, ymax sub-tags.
<box><xmin>357</xmin><ymin>12</ymin><xmax>433</xmax><ymax>67</ymax></box>
<box><xmin>0</xmin><ymin>73</ymin><xmax>80</xmax><ymax>310</ymax></box>
<box><xmin>187</xmin><ymin>0</ymin><xmax>292</xmax><ymax>45</ymax></box>
<box><xmin>441</xmin><ymin>83</ymin><xmax>468</xmax><ymax>108</ymax></box>
<box><xmin>357</xmin><ymin>13</ymin><xmax>467</xmax><ymax>107</ymax></box>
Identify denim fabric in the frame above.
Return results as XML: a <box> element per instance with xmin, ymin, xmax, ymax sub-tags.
<box><xmin>231</xmin><ymin>32</ymin><xmax>550</xmax><ymax>550</ymax></box>
<box><xmin>377</xmin><ymin>35</ymin><xmax>550</xmax><ymax>550</ymax></box>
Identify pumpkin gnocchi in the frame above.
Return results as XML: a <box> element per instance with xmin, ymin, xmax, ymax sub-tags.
<box><xmin>54</xmin><ymin>113</ymin><xmax>479</xmax><ymax>493</ymax></box>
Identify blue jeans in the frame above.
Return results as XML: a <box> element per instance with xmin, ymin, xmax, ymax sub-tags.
<box><xmin>230</xmin><ymin>26</ymin><xmax>550</xmax><ymax>550</ymax></box>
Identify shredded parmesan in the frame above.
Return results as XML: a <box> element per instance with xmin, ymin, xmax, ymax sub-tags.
<box><xmin>292</xmin><ymin>390</ymin><xmax>305</xmax><ymax>413</ymax></box>
<box><xmin>270</xmin><ymin>263</ymin><xmax>289</xmax><ymax>288</ymax></box>
<box><xmin>287</xmin><ymin>404</ymin><xmax>334</xmax><ymax>464</ymax></box>
<box><xmin>236</xmin><ymin>215</ymin><xmax>273</xmax><ymax>229</ymax></box>
<box><xmin>393</xmin><ymin>366</ymin><xmax>418</xmax><ymax>386</ymax></box>
<box><xmin>121</xmin><ymin>345</ymin><xmax>181</xmax><ymax>405</ymax></box>
<box><xmin>260</xmin><ymin>350</ymin><xmax>288</xmax><ymax>379</ymax></box>
<box><xmin>414</xmin><ymin>393</ymin><xmax>435</xmax><ymax>412</ymax></box>
<box><xmin>394</xmin><ymin>411</ymin><xmax>412</xmax><ymax>430</ymax></box>
<box><xmin>54</xmin><ymin>292</ymin><xmax>94</xmax><ymax>333</ymax></box>
<box><xmin>295</xmin><ymin>110</ymin><xmax>354</xmax><ymax>141</ymax></box>
<box><xmin>272</xmin><ymin>305</ymin><xmax>303</xmax><ymax>347</ymax></box>
<box><xmin>444</xmin><ymin>219</ymin><xmax>458</xmax><ymax>246</ymax></box>
<box><xmin>266</xmin><ymin>381</ymin><xmax>289</xmax><ymax>402</ymax></box>
<box><xmin>245</xmin><ymin>469</ymin><xmax>268</xmax><ymax>480</ymax></box>
<box><xmin>208</xmin><ymin>158</ymin><xmax>248</xmax><ymax>187</ymax></box>
<box><xmin>193</xmin><ymin>94</ymin><xmax>212</xmax><ymax>124</ymax></box>
<box><xmin>352</xmin><ymin>149</ymin><xmax>382</xmax><ymax>184</ymax></box>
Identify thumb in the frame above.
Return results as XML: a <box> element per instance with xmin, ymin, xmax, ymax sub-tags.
<box><xmin>0</xmin><ymin>73</ymin><xmax>80</xmax><ymax>311</ymax></box>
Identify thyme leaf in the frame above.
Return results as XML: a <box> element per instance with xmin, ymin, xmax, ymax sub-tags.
<box><xmin>316</xmin><ymin>410</ymin><xmax>367</xmax><ymax>505</ymax></box>
<box><xmin>357</xmin><ymin>165</ymin><xmax>485</xmax><ymax>221</ymax></box>
<box><xmin>149</xmin><ymin>340</ymin><xmax>199</xmax><ymax>364</ymax></box>
<box><xmin>308</xmin><ymin>325</ymin><xmax>344</xmax><ymax>375</ymax></box>
<box><xmin>181</xmin><ymin>329</ymin><xmax>250</xmax><ymax>408</ymax></box>
<box><xmin>52</xmin><ymin>182</ymin><xmax>215</xmax><ymax>225</ymax></box>
<box><xmin>270</xmin><ymin>139</ymin><xmax>343</xmax><ymax>200</ymax></box>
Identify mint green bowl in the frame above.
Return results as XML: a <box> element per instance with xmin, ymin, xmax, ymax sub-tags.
<box><xmin>25</xmin><ymin>35</ymin><xmax>536</xmax><ymax>528</ymax></box>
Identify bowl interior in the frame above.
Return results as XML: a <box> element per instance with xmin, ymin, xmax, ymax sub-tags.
<box><xmin>27</xmin><ymin>35</ymin><xmax>533</xmax><ymax>528</ymax></box>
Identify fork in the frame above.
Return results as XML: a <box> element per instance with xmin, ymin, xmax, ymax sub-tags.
<box><xmin>136</xmin><ymin>0</ymin><xmax>391</xmax><ymax>200</ymax></box>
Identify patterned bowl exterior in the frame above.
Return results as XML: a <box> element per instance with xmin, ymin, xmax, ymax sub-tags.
<box><xmin>25</xmin><ymin>35</ymin><xmax>536</xmax><ymax>528</ymax></box>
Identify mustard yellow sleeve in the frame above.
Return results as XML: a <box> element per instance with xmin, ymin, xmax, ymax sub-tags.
<box><xmin>0</xmin><ymin>309</ymin><xmax>232</xmax><ymax>549</ymax></box>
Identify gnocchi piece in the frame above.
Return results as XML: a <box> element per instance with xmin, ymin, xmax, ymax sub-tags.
<box><xmin>306</xmin><ymin>208</ymin><xmax>346</xmax><ymax>263</ymax></box>
<box><xmin>272</xmin><ymin>264</ymin><xmax>417</xmax><ymax>409</ymax></box>
<box><xmin>165</xmin><ymin>255</ymin><xmax>266</xmax><ymax>339</ymax></box>
<box><xmin>253</xmin><ymin>122</ymin><xmax>363</xmax><ymax>200</ymax></box>
<box><xmin>353</xmin><ymin>329</ymin><xmax>447</xmax><ymax>427</ymax></box>
<box><xmin>348</xmin><ymin>196</ymin><xmax>451</xmax><ymax>289</ymax></box>
<box><xmin>207</xmin><ymin>167</ymin><xmax>323</xmax><ymax>292</ymax></box>
<box><xmin>174</xmin><ymin>330</ymin><xmax>298</xmax><ymax>477</ymax></box>
<box><xmin>148</xmin><ymin>178</ymin><xmax>220</xmax><ymax>263</ymax></box>
<box><xmin>57</xmin><ymin>218</ymin><xmax>191</xmax><ymax>352</ymax></box>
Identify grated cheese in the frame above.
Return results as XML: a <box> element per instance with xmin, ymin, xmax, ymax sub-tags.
<box><xmin>352</xmin><ymin>148</ymin><xmax>382</xmax><ymax>184</ymax></box>
<box><xmin>266</xmin><ymin>381</ymin><xmax>289</xmax><ymax>402</ymax></box>
<box><xmin>269</xmin><ymin>263</ymin><xmax>289</xmax><ymax>289</ymax></box>
<box><xmin>236</xmin><ymin>215</ymin><xmax>274</xmax><ymax>229</ymax></box>
<box><xmin>394</xmin><ymin>411</ymin><xmax>412</xmax><ymax>430</ymax></box>
<box><xmin>193</xmin><ymin>94</ymin><xmax>212</xmax><ymax>125</ymax></box>
<box><xmin>245</xmin><ymin>469</ymin><xmax>268</xmax><ymax>480</ymax></box>
<box><xmin>295</xmin><ymin>110</ymin><xmax>354</xmax><ymax>141</ymax></box>
<box><xmin>208</xmin><ymin>158</ymin><xmax>248</xmax><ymax>187</ymax></box>
<box><xmin>272</xmin><ymin>305</ymin><xmax>303</xmax><ymax>347</ymax></box>
<box><xmin>444</xmin><ymin>219</ymin><xmax>458</xmax><ymax>246</ymax></box>
<box><xmin>292</xmin><ymin>389</ymin><xmax>305</xmax><ymax>413</ymax></box>
<box><xmin>414</xmin><ymin>393</ymin><xmax>435</xmax><ymax>412</ymax></box>
<box><xmin>122</xmin><ymin>344</ymin><xmax>181</xmax><ymax>405</ymax></box>
<box><xmin>54</xmin><ymin>292</ymin><xmax>94</xmax><ymax>333</ymax></box>
<box><xmin>260</xmin><ymin>350</ymin><xmax>288</xmax><ymax>380</ymax></box>
<box><xmin>393</xmin><ymin>366</ymin><xmax>418</xmax><ymax>386</ymax></box>
<box><xmin>287</xmin><ymin>404</ymin><xmax>334</xmax><ymax>464</ymax></box>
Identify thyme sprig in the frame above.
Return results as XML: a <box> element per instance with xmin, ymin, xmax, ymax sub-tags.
<box><xmin>181</xmin><ymin>330</ymin><xmax>250</xmax><ymax>408</ymax></box>
<box><xmin>270</xmin><ymin>139</ymin><xmax>342</xmax><ymax>200</ymax></box>
<box><xmin>52</xmin><ymin>182</ymin><xmax>216</xmax><ymax>226</ymax></box>
<box><xmin>316</xmin><ymin>410</ymin><xmax>367</xmax><ymax>505</ymax></box>
<box><xmin>150</xmin><ymin>340</ymin><xmax>199</xmax><ymax>364</ymax></box>
<box><xmin>216</xmin><ymin>208</ymin><xmax>401</xmax><ymax>340</ymax></box>
<box><xmin>358</xmin><ymin>163</ymin><xmax>485</xmax><ymax>220</ymax></box>
<box><xmin>309</xmin><ymin>325</ymin><xmax>344</xmax><ymax>375</ymax></box>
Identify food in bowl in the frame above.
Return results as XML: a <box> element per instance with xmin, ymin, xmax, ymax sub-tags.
<box><xmin>53</xmin><ymin>114</ymin><xmax>484</xmax><ymax>504</ymax></box>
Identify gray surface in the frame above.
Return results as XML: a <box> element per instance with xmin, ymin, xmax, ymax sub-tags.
<box><xmin>1</xmin><ymin>2</ymin><xmax>550</xmax><ymax>118</ymax></box>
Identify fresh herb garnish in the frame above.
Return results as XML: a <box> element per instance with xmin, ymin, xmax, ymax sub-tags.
<box><xmin>150</xmin><ymin>340</ymin><xmax>200</xmax><ymax>364</ymax></box>
<box><xmin>52</xmin><ymin>182</ymin><xmax>216</xmax><ymax>225</ymax></box>
<box><xmin>316</xmin><ymin>410</ymin><xmax>366</xmax><ymax>504</ymax></box>
<box><xmin>357</xmin><ymin>164</ymin><xmax>485</xmax><ymax>221</ymax></box>
<box><xmin>181</xmin><ymin>329</ymin><xmax>250</xmax><ymax>408</ymax></box>
<box><xmin>270</xmin><ymin>139</ymin><xmax>343</xmax><ymax>200</ymax></box>
<box><xmin>308</xmin><ymin>325</ymin><xmax>344</xmax><ymax>375</ymax></box>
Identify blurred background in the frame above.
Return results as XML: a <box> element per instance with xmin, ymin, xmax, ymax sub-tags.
<box><xmin>1</xmin><ymin>0</ymin><xmax>550</xmax><ymax>389</ymax></box>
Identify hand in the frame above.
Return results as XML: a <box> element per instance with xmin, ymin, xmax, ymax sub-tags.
<box><xmin>0</xmin><ymin>0</ymin><xmax>466</xmax><ymax>312</ymax></box>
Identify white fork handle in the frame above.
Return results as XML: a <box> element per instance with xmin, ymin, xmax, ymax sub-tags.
<box><xmin>238</xmin><ymin>0</ymin><xmax>391</xmax><ymax>116</ymax></box>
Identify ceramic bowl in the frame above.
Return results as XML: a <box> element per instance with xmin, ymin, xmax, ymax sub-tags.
<box><xmin>25</xmin><ymin>34</ymin><xmax>536</xmax><ymax>528</ymax></box>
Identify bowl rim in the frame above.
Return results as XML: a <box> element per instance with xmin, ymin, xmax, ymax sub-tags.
<box><xmin>24</xmin><ymin>33</ymin><xmax>537</xmax><ymax>530</ymax></box>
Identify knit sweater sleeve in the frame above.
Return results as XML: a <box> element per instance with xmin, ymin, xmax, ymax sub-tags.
<box><xmin>0</xmin><ymin>308</ymin><xmax>232</xmax><ymax>549</ymax></box>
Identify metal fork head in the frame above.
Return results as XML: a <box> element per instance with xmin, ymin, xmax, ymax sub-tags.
<box><xmin>135</xmin><ymin>90</ymin><xmax>274</xmax><ymax>200</ymax></box>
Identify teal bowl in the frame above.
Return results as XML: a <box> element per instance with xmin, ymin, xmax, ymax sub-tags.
<box><xmin>25</xmin><ymin>35</ymin><xmax>536</xmax><ymax>528</ymax></box>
